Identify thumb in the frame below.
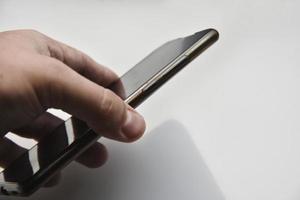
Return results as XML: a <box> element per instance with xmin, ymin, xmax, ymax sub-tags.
<box><xmin>38</xmin><ymin>58</ymin><xmax>145</xmax><ymax>142</ymax></box>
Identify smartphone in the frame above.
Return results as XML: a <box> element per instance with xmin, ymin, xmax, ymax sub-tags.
<box><xmin>0</xmin><ymin>28</ymin><xmax>219</xmax><ymax>196</ymax></box>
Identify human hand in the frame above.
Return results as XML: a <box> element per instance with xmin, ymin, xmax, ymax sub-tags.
<box><xmin>0</xmin><ymin>30</ymin><xmax>146</xmax><ymax>185</ymax></box>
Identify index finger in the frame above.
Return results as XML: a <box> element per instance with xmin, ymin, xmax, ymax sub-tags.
<box><xmin>45</xmin><ymin>35</ymin><xmax>118</xmax><ymax>87</ymax></box>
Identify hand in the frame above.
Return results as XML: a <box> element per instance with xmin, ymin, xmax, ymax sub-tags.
<box><xmin>0</xmin><ymin>30</ymin><xmax>146</xmax><ymax>185</ymax></box>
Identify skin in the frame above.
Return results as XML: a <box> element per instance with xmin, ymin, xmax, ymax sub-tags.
<box><xmin>0</xmin><ymin>30</ymin><xmax>146</xmax><ymax>186</ymax></box>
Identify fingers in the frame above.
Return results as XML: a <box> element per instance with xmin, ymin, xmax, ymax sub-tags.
<box><xmin>45</xmin><ymin>36</ymin><xmax>118</xmax><ymax>87</ymax></box>
<box><xmin>38</xmin><ymin>59</ymin><xmax>145</xmax><ymax>142</ymax></box>
<box><xmin>37</xmin><ymin>33</ymin><xmax>146</xmax><ymax>142</ymax></box>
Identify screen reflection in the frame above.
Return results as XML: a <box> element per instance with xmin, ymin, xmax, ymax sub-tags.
<box><xmin>109</xmin><ymin>30</ymin><xmax>210</xmax><ymax>99</ymax></box>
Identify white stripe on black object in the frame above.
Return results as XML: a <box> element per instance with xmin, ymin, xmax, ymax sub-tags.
<box><xmin>65</xmin><ymin>119</ymin><xmax>75</xmax><ymax>144</ymax></box>
<box><xmin>0</xmin><ymin>171</ymin><xmax>5</xmax><ymax>182</ymax></box>
<box><xmin>28</xmin><ymin>146</ymin><xmax>40</xmax><ymax>174</ymax></box>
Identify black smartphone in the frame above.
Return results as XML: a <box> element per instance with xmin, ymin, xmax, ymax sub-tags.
<box><xmin>0</xmin><ymin>29</ymin><xmax>219</xmax><ymax>196</ymax></box>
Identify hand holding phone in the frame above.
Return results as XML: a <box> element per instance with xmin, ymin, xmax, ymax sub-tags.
<box><xmin>0</xmin><ymin>28</ymin><xmax>219</xmax><ymax>196</ymax></box>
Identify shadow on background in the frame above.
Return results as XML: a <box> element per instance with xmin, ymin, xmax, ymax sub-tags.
<box><xmin>3</xmin><ymin>120</ymin><xmax>225</xmax><ymax>200</ymax></box>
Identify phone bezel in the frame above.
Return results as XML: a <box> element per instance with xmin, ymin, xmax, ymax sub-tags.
<box><xmin>125</xmin><ymin>29</ymin><xmax>218</xmax><ymax>107</ymax></box>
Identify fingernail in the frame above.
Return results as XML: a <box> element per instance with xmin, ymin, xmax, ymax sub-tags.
<box><xmin>121</xmin><ymin>108</ymin><xmax>145</xmax><ymax>140</ymax></box>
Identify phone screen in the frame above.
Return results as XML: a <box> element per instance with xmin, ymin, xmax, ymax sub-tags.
<box><xmin>0</xmin><ymin>29</ymin><xmax>217</xmax><ymax>190</ymax></box>
<box><xmin>109</xmin><ymin>30</ymin><xmax>210</xmax><ymax>98</ymax></box>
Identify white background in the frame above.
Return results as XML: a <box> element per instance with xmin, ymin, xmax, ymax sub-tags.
<box><xmin>1</xmin><ymin>0</ymin><xmax>300</xmax><ymax>199</ymax></box>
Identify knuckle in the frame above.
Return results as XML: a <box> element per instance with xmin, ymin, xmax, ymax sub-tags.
<box><xmin>38</xmin><ymin>59</ymin><xmax>67</xmax><ymax>108</ymax></box>
<box><xmin>98</xmin><ymin>88</ymin><xmax>116</xmax><ymax>117</ymax></box>
<box><xmin>72</xmin><ymin>51</ymin><xmax>89</xmax><ymax>75</ymax></box>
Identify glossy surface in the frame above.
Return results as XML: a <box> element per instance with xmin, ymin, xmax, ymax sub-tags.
<box><xmin>109</xmin><ymin>29</ymin><xmax>212</xmax><ymax>98</ymax></box>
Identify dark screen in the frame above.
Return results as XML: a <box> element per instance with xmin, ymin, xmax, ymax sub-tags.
<box><xmin>109</xmin><ymin>29</ymin><xmax>210</xmax><ymax>98</ymax></box>
<box><xmin>0</xmin><ymin>29</ymin><xmax>212</xmax><ymax>184</ymax></box>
